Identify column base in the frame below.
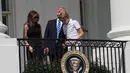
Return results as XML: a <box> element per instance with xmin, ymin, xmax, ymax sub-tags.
<box><xmin>0</xmin><ymin>38</ymin><xmax>19</xmax><ymax>73</ymax></box>
<box><xmin>0</xmin><ymin>22</ymin><xmax>10</xmax><ymax>38</ymax></box>
<box><xmin>107</xmin><ymin>26</ymin><xmax>130</xmax><ymax>40</ymax></box>
<box><xmin>108</xmin><ymin>26</ymin><xmax>130</xmax><ymax>73</ymax></box>
<box><xmin>0</xmin><ymin>33</ymin><xmax>10</xmax><ymax>38</ymax></box>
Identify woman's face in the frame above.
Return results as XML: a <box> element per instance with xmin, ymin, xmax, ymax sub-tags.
<box><xmin>32</xmin><ymin>14</ymin><xmax>39</xmax><ymax>23</ymax></box>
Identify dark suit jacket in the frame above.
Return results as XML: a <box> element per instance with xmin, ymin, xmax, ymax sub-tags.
<box><xmin>44</xmin><ymin>19</ymin><xmax>66</xmax><ymax>61</ymax></box>
<box><xmin>44</xmin><ymin>19</ymin><xmax>65</xmax><ymax>39</ymax></box>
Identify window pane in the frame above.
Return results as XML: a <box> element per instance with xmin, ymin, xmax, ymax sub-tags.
<box><xmin>2</xmin><ymin>16</ymin><xmax>7</xmax><ymax>25</ymax></box>
<box><xmin>2</xmin><ymin>15</ymin><xmax>8</xmax><ymax>34</ymax></box>
<box><xmin>2</xmin><ymin>0</ymin><xmax>9</xmax><ymax>11</ymax></box>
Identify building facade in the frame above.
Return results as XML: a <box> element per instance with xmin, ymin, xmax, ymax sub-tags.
<box><xmin>1</xmin><ymin>0</ymin><xmax>111</xmax><ymax>39</ymax></box>
<box><xmin>0</xmin><ymin>0</ymin><xmax>130</xmax><ymax>73</ymax></box>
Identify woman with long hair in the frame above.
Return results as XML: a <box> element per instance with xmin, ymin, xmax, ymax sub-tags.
<box><xmin>23</xmin><ymin>10</ymin><xmax>43</xmax><ymax>73</ymax></box>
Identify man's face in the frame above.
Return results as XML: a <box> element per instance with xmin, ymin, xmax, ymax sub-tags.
<box><xmin>56</xmin><ymin>7</ymin><xmax>65</xmax><ymax>17</ymax></box>
<box><xmin>57</xmin><ymin>7</ymin><xmax>67</xmax><ymax>24</ymax></box>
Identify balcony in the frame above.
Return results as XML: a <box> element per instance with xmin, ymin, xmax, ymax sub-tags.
<box><xmin>17</xmin><ymin>38</ymin><xmax>126</xmax><ymax>73</ymax></box>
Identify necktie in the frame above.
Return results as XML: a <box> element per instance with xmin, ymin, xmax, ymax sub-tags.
<box><xmin>57</xmin><ymin>20</ymin><xmax>61</xmax><ymax>38</ymax></box>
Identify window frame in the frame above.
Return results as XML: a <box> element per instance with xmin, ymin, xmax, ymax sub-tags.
<box><xmin>2</xmin><ymin>0</ymin><xmax>16</xmax><ymax>37</ymax></box>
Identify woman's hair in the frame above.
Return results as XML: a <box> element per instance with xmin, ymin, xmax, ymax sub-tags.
<box><xmin>27</xmin><ymin>10</ymin><xmax>39</xmax><ymax>23</ymax></box>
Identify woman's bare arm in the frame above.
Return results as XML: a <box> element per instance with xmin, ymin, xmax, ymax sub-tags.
<box><xmin>23</xmin><ymin>23</ymin><xmax>33</xmax><ymax>52</ymax></box>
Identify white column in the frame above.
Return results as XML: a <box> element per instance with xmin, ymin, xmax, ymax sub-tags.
<box><xmin>107</xmin><ymin>0</ymin><xmax>130</xmax><ymax>40</ymax></box>
<box><xmin>0</xmin><ymin>0</ymin><xmax>10</xmax><ymax>38</ymax></box>
<box><xmin>107</xmin><ymin>0</ymin><xmax>130</xmax><ymax>73</ymax></box>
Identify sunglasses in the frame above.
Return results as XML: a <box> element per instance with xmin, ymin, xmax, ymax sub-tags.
<box><xmin>33</xmin><ymin>16</ymin><xmax>39</xmax><ymax>19</ymax></box>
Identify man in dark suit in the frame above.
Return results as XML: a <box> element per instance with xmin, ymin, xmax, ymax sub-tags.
<box><xmin>44</xmin><ymin>7</ymin><xmax>66</xmax><ymax>62</ymax></box>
